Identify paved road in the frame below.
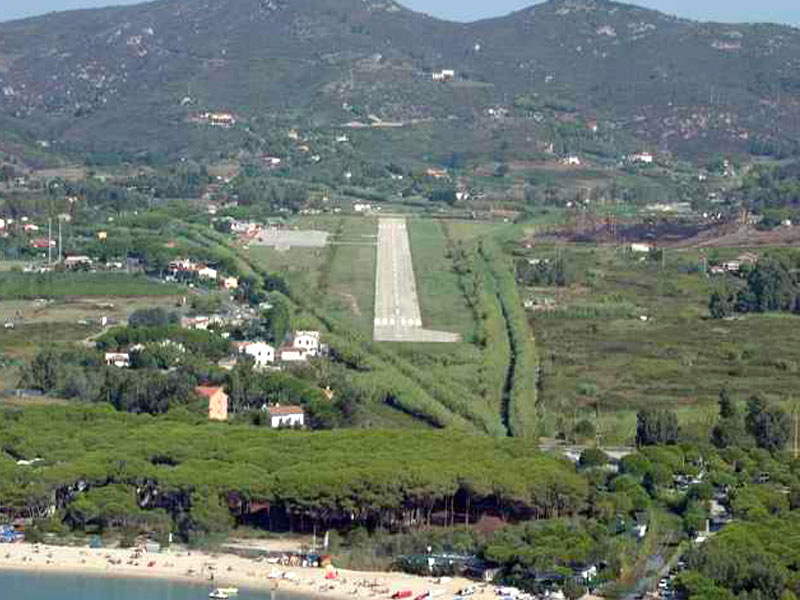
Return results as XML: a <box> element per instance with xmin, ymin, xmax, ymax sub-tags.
<box><xmin>373</xmin><ymin>218</ymin><xmax>460</xmax><ymax>343</ymax></box>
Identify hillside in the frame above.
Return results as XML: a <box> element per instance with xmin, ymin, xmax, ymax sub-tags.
<box><xmin>1</xmin><ymin>0</ymin><xmax>799</xmax><ymax>162</ymax></box>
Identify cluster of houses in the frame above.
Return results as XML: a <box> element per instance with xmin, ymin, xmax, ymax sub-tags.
<box><xmin>0</xmin><ymin>216</ymin><xmax>58</xmax><ymax>248</ymax></box>
<box><xmin>230</xmin><ymin>331</ymin><xmax>322</xmax><ymax>368</ymax></box>
<box><xmin>166</xmin><ymin>258</ymin><xmax>239</xmax><ymax>290</ymax></box>
<box><xmin>104</xmin><ymin>330</ymin><xmax>323</xmax><ymax>374</ymax></box>
<box><xmin>194</xmin><ymin>385</ymin><xmax>306</xmax><ymax>428</ymax></box>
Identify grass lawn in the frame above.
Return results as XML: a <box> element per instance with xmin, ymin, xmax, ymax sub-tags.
<box><xmin>246</xmin><ymin>216</ymin><xmax>378</xmax><ymax>333</ymax></box>
<box><xmin>246</xmin><ymin>246</ymin><xmax>329</xmax><ymax>296</ymax></box>
<box><xmin>323</xmin><ymin>217</ymin><xmax>377</xmax><ymax>333</ymax></box>
<box><xmin>408</xmin><ymin>219</ymin><xmax>474</xmax><ymax>337</ymax></box>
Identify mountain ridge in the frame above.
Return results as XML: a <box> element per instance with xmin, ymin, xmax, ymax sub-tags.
<box><xmin>1</xmin><ymin>0</ymin><xmax>799</xmax><ymax>163</ymax></box>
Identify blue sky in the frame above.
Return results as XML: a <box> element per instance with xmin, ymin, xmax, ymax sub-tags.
<box><xmin>1</xmin><ymin>0</ymin><xmax>799</xmax><ymax>25</ymax></box>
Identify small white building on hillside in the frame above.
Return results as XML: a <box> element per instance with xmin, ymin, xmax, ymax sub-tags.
<box><xmin>236</xmin><ymin>341</ymin><xmax>275</xmax><ymax>367</ymax></box>
<box><xmin>292</xmin><ymin>331</ymin><xmax>320</xmax><ymax>357</ymax></box>
<box><xmin>630</xmin><ymin>243</ymin><xmax>653</xmax><ymax>253</ymax></box>
<box><xmin>630</xmin><ymin>152</ymin><xmax>654</xmax><ymax>164</ymax></box>
<box><xmin>105</xmin><ymin>353</ymin><xmax>131</xmax><ymax>368</ymax></box>
<box><xmin>198</xmin><ymin>266</ymin><xmax>218</xmax><ymax>280</ymax></box>
<box><xmin>266</xmin><ymin>405</ymin><xmax>305</xmax><ymax>429</ymax></box>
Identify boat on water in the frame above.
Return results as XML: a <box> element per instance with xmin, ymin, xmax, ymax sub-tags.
<box><xmin>209</xmin><ymin>588</ymin><xmax>239</xmax><ymax>599</ymax></box>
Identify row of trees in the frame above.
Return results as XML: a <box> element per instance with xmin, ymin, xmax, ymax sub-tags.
<box><xmin>0</xmin><ymin>405</ymin><xmax>587</xmax><ymax>540</ymax></box>
<box><xmin>478</xmin><ymin>240</ymin><xmax>540</xmax><ymax>439</ymax></box>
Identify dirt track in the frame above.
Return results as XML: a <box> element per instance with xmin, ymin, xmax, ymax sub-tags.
<box><xmin>373</xmin><ymin>218</ymin><xmax>460</xmax><ymax>343</ymax></box>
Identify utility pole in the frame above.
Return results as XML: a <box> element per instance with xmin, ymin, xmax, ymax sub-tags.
<box><xmin>58</xmin><ymin>217</ymin><xmax>62</xmax><ymax>263</ymax></box>
<box><xmin>794</xmin><ymin>403</ymin><xmax>799</xmax><ymax>461</ymax></box>
<box><xmin>47</xmin><ymin>218</ymin><xmax>52</xmax><ymax>266</ymax></box>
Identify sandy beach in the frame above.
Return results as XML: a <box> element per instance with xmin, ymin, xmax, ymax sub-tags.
<box><xmin>0</xmin><ymin>542</ymin><xmax>486</xmax><ymax>600</ymax></box>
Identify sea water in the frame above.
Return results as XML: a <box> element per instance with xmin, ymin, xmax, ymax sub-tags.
<box><xmin>0</xmin><ymin>570</ymin><xmax>292</xmax><ymax>599</ymax></box>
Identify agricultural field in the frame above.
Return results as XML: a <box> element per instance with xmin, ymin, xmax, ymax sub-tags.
<box><xmin>521</xmin><ymin>243</ymin><xmax>800</xmax><ymax>444</ymax></box>
<box><xmin>0</xmin><ymin>272</ymin><xmax>182</xmax><ymax>299</ymax></box>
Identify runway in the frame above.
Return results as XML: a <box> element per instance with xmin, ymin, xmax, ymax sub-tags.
<box><xmin>373</xmin><ymin>218</ymin><xmax>461</xmax><ymax>343</ymax></box>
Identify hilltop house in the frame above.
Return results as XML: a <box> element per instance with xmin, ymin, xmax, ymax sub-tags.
<box><xmin>432</xmin><ymin>69</ymin><xmax>455</xmax><ymax>82</ymax></box>
<box><xmin>196</xmin><ymin>386</ymin><xmax>229</xmax><ymax>421</ymax></box>
<box><xmin>265</xmin><ymin>405</ymin><xmax>305</xmax><ymax>429</ymax></box>
<box><xmin>630</xmin><ymin>243</ymin><xmax>653</xmax><ymax>253</ymax></box>
<box><xmin>235</xmin><ymin>341</ymin><xmax>275</xmax><ymax>368</ymax></box>
<box><xmin>222</xmin><ymin>276</ymin><xmax>239</xmax><ymax>290</ymax></box>
<box><xmin>203</xmin><ymin>112</ymin><xmax>236</xmax><ymax>128</ymax></box>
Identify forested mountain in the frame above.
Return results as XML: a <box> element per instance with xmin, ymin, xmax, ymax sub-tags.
<box><xmin>0</xmin><ymin>0</ymin><xmax>799</xmax><ymax>160</ymax></box>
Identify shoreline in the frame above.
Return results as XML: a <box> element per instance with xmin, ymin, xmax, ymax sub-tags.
<box><xmin>0</xmin><ymin>543</ymin><xmax>482</xmax><ymax>600</ymax></box>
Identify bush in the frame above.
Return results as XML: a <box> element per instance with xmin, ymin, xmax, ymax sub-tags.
<box><xmin>579</xmin><ymin>448</ymin><xmax>609</xmax><ymax>468</ymax></box>
<box><xmin>574</xmin><ymin>419</ymin><xmax>596</xmax><ymax>439</ymax></box>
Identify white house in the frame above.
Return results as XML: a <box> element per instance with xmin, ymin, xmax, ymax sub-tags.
<box><xmin>222</xmin><ymin>276</ymin><xmax>239</xmax><ymax>290</ymax></box>
<box><xmin>723</xmin><ymin>261</ymin><xmax>741</xmax><ymax>273</ymax></box>
<box><xmin>266</xmin><ymin>405</ymin><xmax>305</xmax><ymax>429</ymax></box>
<box><xmin>292</xmin><ymin>331</ymin><xmax>320</xmax><ymax>357</ymax></box>
<box><xmin>432</xmin><ymin>69</ymin><xmax>455</xmax><ymax>82</ymax></box>
<box><xmin>630</xmin><ymin>152</ymin><xmax>654</xmax><ymax>164</ymax></box>
<box><xmin>0</xmin><ymin>218</ymin><xmax>5</xmax><ymax>230</ymax></box>
<box><xmin>105</xmin><ymin>353</ymin><xmax>131</xmax><ymax>368</ymax></box>
<box><xmin>198</xmin><ymin>266</ymin><xmax>218</xmax><ymax>280</ymax></box>
<box><xmin>563</xmin><ymin>156</ymin><xmax>581</xmax><ymax>166</ymax></box>
<box><xmin>630</xmin><ymin>243</ymin><xmax>653</xmax><ymax>253</ymax></box>
<box><xmin>64</xmin><ymin>256</ymin><xmax>93</xmax><ymax>269</ymax></box>
<box><xmin>237</xmin><ymin>342</ymin><xmax>275</xmax><ymax>367</ymax></box>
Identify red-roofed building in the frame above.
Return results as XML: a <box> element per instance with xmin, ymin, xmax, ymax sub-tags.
<box><xmin>196</xmin><ymin>386</ymin><xmax>229</xmax><ymax>421</ymax></box>
<box><xmin>30</xmin><ymin>238</ymin><xmax>56</xmax><ymax>249</ymax></box>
